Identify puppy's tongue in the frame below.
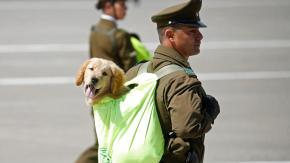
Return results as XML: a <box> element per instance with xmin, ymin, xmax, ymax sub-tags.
<box><xmin>85</xmin><ymin>87</ymin><xmax>94</xmax><ymax>98</ymax></box>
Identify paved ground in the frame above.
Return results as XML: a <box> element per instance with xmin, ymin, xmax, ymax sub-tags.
<box><xmin>1</xmin><ymin>0</ymin><xmax>290</xmax><ymax>163</ymax></box>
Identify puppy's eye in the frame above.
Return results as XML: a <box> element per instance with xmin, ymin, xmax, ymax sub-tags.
<box><xmin>88</xmin><ymin>67</ymin><xmax>94</xmax><ymax>71</ymax></box>
<box><xmin>102</xmin><ymin>72</ymin><xmax>108</xmax><ymax>76</ymax></box>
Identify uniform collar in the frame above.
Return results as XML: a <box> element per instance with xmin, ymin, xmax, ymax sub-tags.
<box><xmin>99</xmin><ymin>18</ymin><xmax>117</xmax><ymax>29</ymax></box>
<box><xmin>154</xmin><ymin>45</ymin><xmax>191</xmax><ymax>68</ymax></box>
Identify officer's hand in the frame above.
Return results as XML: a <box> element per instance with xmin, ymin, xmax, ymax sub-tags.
<box><xmin>167</xmin><ymin>137</ymin><xmax>190</xmax><ymax>162</ymax></box>
<box><xmin>204</xmin><ymin>95</ymin><xmax>220</xmax><ymax>123</ymax></box>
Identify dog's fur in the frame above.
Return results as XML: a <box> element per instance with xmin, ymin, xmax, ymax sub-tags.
<box><xmin>75</xmin><ymin>58</ymin><xmax>128</xmax><ymax>106</ymax></box>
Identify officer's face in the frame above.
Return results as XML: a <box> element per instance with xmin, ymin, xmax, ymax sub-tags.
<box><xmin>113</xmin><ymin>1</ymin><xmax>127</xmax><ymax>20</ymax></box>
<box><xmin>173</xmin><ymin>26</ymin><xmax>203</xmax><ymax>58</ymax></box>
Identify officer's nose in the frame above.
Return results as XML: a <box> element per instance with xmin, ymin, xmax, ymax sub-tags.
<box><xmin>91</xmin><ymin>77</ymin><xmax>99</xmax><ymax>85</ymax></box>
<box><xmin>197</xmin><ymin>30</ymin><xmax>203</xmax><ymax>41</ymax></box>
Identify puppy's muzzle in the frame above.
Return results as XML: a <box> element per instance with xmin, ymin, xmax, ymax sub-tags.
<box><xmin>84</xmin><ymin>77</ymin><xmax>101</xmax><ymax>98</ymax></box>
<box><xmin>91</xmin><ymin>77</ymin><xmax>99</xmax><ymax>85</ymax></box>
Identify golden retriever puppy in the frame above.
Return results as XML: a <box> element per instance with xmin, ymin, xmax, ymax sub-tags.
<box><xmin>75</xmin><ymin>58</ymin><xmax>127</xmax><ymax>105</ymax></box>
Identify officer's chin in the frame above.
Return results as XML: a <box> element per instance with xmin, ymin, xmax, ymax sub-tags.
<box><xmin>192</xmin><ymin>48</ymin><xmax>200</xmax><ymax>56</ymax></box>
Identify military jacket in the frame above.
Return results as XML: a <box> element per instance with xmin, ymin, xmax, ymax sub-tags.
<box><xmin>89</xmin><ymin>19</ymin><xmax>136</xmax><ymax>71</ymax></box>
<box><xmin>126</xmin><ymin>45</ymin><xmax>213</xmax><ymax>163</ymax></box>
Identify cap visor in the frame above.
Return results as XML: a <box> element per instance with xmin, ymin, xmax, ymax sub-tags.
<box><xmin>172</xmin><ymin>20</ymin><xmax>207</xmax><ymax>28</ymax></box>
<box><xmin>196</xmin><ymin>21</ymin><xmax>207</xmax><ymax>28</ymax></box>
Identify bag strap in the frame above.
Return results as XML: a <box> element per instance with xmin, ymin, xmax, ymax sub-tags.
<box><xmin>138</xmin><ymin>61</ymin><xmax>194</xmax><ymax>79</ymax></box>
<box><xmin>137</xmin><ymin>62</ymin><xmax>149</xmax><ymax>75</ymax></box>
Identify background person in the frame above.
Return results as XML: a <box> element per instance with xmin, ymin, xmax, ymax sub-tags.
<box><xmin>75</xmin><ymin>0</ymin><xmax>137</xmax><ymax>163</ymax></box>
<box><xmin>89</xmin><ymin>0</ymin><xmax>137</xmax><ymax>71</ymax></box>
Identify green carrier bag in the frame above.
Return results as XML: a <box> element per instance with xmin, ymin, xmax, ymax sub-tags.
<box><xmin>93</xmin><ymin>62</ymin><xmax>184</xmax><ymax>163</ymax></box>
<box><xmin>130</xmin><ymin>36</ymin><xmax>152</xmax><ymax>62</ymax></box>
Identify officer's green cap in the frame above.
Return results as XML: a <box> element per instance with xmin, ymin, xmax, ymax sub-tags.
<box><xmin>151</xmin><ymin>0</ymin><xmax>206</xmax><ymax>28</ymax></box>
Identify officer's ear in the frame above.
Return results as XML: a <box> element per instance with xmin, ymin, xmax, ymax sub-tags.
<box><xmin>164</xmin><ymin>28</ymin><xmax>174</xmax><ymax>41</ymax></box>
<box><xmin>164</xmin><ymin>28</ymin><xmax>175</xmax><ymax>41</ymax></box>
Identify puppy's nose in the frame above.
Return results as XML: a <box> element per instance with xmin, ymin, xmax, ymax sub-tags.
<box><xmin>91</xmin><ymin>77</ymin><xmax>99</xmax><ymax>85</ymax></box>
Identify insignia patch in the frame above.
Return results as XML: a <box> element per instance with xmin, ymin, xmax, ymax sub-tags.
<box><xmin>184</xmin><ymin>67</ymin><xmax>195</xmax><ymax>76</ymax></box>
<box><xmin>99</xmin><ymin>148</ymin><xmax>112</xmax><ymax>163</ymax></box>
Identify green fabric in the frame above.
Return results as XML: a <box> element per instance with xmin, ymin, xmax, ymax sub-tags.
<box><xmin>93</xmin><ymin>73</ymin><xmax>164</xmax><ymax>163</ymax></box>
<box><xmin>130</xmin><ymin>37</ymin><xmax>152</xmax><ymax>62</ymax></box>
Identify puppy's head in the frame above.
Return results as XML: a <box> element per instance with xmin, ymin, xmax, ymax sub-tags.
<box><xmin>75</xmin><ymin>58</ymin><xmax>126</xmax><ymax>105</ymax></box>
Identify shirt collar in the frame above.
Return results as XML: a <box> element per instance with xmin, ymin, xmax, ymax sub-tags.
<box><xmin>101</xmin><ymin>14</ymin><xmax>117</xmax><ymax>23</ymax></box>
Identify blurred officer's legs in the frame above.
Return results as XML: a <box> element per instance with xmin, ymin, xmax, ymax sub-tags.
<box><xmin>75</xmin><ymin>109</ymin><xmax>98</xmax><ymax>163</ymax></box>
<box><xmin>75</xmin><ymin>145</ymin><xmax>98</xmax><ymax>163</ymax></box>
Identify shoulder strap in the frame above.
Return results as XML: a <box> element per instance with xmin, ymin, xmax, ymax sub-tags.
<box><xmin>155</xmin><ymin>65</ymin><xmax>185</xmax><ymax>79</ymax></box>
<box><xmin>137</xmin><ymin>62</ymin><xmax>150</xmax><ymax>75</ymax></box>
<box><xmin>138</xmin><ymin>62</ymin><xmax>193</xmax><ymax>79</ymax></box>
<box><xmin>91</xmin><ymin>25</ymin><xmax>117</xmax><ymax>55</ymax></box>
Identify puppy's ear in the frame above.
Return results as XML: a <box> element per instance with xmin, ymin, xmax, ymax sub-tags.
<box><xmin>110</xmin><ymin>63</ymin><xmax>125</xmax><ymax>96</ymax></box>
<box><xmin>75</xmin><ymin>59</ymin><xmax>90</xmax><ymax>86</ymax></box>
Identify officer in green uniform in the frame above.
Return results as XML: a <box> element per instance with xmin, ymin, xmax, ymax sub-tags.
<box><xmin>89</xmin><ymin>0</ymin><xmax>137</xmax><ymax>71</ymax></box>
<box><xmin>75</xmin><ymin>1</ymin><xmax>137</xmax><ymax>163</ymax></box>
<box><xmin>126</xmin><ymin>0</ymin><xmax>220</xmax><ymax>162</ymax></box>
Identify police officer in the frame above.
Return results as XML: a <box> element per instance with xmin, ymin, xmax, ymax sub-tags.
<box><xmin>90</xmin><ymin>0</ymin><xmax>137</xmax><ymax>71</ymax></box>
<box><xmin>126</xmin><ymin>0</ymin><xmax>220</xmax><ymax>162</ymax></box>
<box><xmin>75</xmin><ymin>1</ymin><xmax>137</xmax><ymax>163</ymax></box>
